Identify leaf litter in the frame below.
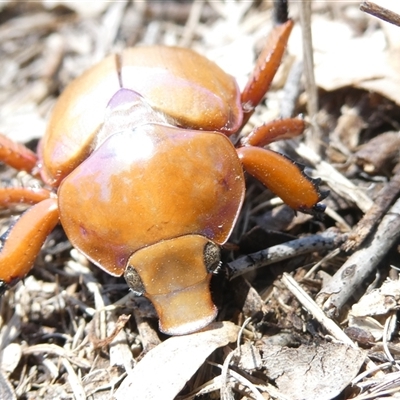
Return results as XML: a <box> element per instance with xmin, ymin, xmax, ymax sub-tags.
<box><xmin>1</xmin><ymin>1</ymin><xmax>400</xmax><ymax>399</ymax></box>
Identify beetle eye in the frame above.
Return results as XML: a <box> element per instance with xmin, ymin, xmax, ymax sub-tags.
<box><xmin>124</xmin><ymin>265</ymin><xmax>145</xmax><ymax>296</ymax></box>
<box><xmin>203</xmin><ymin>241</ymin><xmax>221</xmax><ymax>273</ymax></box>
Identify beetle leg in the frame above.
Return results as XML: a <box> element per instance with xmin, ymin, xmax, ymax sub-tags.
<box><xmin>240</xmin><ymin>18</ymin><xmax>294</xmax><ymax>126</ymax></box>
<box><xmin>0</xmin><ymin>133</ymin><xmax>38</xmax><ymax>175</ymax></box>
<box><xmin>237</xmin><ymin>146</ymin><xmax>326</xmax><ymax>215</ymax></box>
<box><xmin>240</xmin><ymin>117</ymin><xmax>306</xmax><ymax>147</ymax></box>
<box><xmin>0</xmin><ymin>187</ymin><xmax>53</xmax><ymax>207</ymax></box>
<box><xmin>0</xmin><ymin>198</ymin><xmax>59</xmax><ymax>292</ymax></box>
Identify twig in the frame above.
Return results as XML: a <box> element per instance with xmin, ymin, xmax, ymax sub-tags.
<box><xmin>228</xmin><ymin>229</ymin><xmax>344</xmax><ymax>280</ymax></box>
<box><xmin>382</xmin><ymin>314</ymin><xmax>399</xmax><ymax>370</ymax></box>
<box><xmin>281</xmin><ymin>273</ymin><xmax>356</xmax><ymax>346</ymax></box>
<box><xmin>220</xmin><ymin>350</ymin><xmax>235</xmax><ymax>400</ymax></box>
<box><xmin>90</xmin><ymin>314</ymin><xmax>130</xmax><ymax>350</ymax></box>
<box><xmin>360</xmin><ymin>1</ymin><xmax>400</xmax><ymax>28</ymax></box>
<box><xmin>280</xmin><ymin>60</ymin><xmax>303</xmax><ymax>119</ymax></box>
<box><xmin>343</xmin><ymin>170</ymin><xmax>400</xmax><ymax>251</ymax></box>
<box><xmin>353</xmin><ymin>370</ymin><xmax>400</xmax><ymax>399</ymax></box>
<box><xmin>317</xmin><ymin>198</ymin><xmax>400</xmax><ymax>318</ymax></box>
<box><xmin>298</xmin><ymin>0</ymin><xmax>322</xmax><ymax>153</ymax></box>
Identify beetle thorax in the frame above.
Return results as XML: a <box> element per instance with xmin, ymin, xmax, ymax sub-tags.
<box><xmin>94</xmin><ymin>88</ymin><xmax>171</xmax><ymax>151</ymax></box>
<box><xmin>57</xmin><ymin>123</ymin><xmax>245</xmax><ymax>277</ymax></box>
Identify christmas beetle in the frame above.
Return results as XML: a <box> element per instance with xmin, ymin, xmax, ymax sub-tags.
<box><xmin>0</xmin><ymin>12</ymin><xmax>325</xmax><ymax>335</ymax></box>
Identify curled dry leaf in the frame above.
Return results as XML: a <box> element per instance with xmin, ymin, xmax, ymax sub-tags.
<box><xmin>114</xmin><ymin>321</ymin><xmax>239</xmax><ymax>400</ymax></box>
<box><xmin>354</xmin><ymin>131</ymin><xmax>400</xmax><ymax>176</ymax></box>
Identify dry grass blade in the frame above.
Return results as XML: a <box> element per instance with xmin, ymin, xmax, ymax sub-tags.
<box><xmin>299</xmin><ymin>0</ymin><xmax>322</xmax><ymax>153</ymax></box>
<box><xmin>281</xmin><ymin>273</ymin><xmax>356</xmax><ymax>347</ymax></box>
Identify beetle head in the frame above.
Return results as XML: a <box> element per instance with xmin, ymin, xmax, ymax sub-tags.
<box><xmin>125</xmin><ymin>235</ymin><xmax>220</xmax><ymax>336</ymax></box>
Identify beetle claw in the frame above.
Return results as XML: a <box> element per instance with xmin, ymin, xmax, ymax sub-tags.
<box><xmin>0</xmin><ymin>281</ymin><xmax>8</xmax><ymax>296</ymax></box>
<box><xmin>298</xmin><ymin>201</ymin><xmax>328</xmax><ymax>219</ymax></box>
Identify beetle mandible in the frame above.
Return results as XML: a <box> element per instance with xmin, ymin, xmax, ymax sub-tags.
<box><xmin>0</xmin><ymin>11</ymin><xmax>326</xmax><ymax>335</ymax></box>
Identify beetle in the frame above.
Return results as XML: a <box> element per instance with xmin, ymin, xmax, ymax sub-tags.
<box><xmin>0</xmin><ymin>13</ymin><xmax>326</xmax><ymax>335</ymax></box>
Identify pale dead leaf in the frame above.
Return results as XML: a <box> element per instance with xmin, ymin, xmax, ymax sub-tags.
<box><xmin>348</xmin><ymin>316</ymin><xmax>384</xmax><ymax>341</ymax></box>
<box><xmin>351</xmin><ymin>279</ymin><xmax>400</xmax><ymax>318</ymax></box>
<box><xmin>262</xmin><ymin>342</ymin><xmax>365</xmax><ymax>400</ymax></box>
<box><xmin>289</xmin><ymin>13</ymin><xmax>400</xmax><ymax>106</ymax></box>
<box><xmin>237</xmin><ymin>342</ymin><xmax>262</xmax><ymax>371</ymax></box>
<box><xmin>114</xmin><ymin>321</ymin><xmax>239</xmax><ymax>400</ymax></box>
<box><xmin>0</xmin><ymin>343</ymin><xmax>21</xmax><ymax>376</ymax></box>
<box><xmin>349</xmin><ymin>279</ymin><xmax>400</xmax><ymax>340</ymax></box>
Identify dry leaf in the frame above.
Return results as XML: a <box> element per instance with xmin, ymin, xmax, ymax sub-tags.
<box><xmin>262</xmin><ymin>342</ymin><xmax>365</xmax><ymax>400</ymax></box>
<box><xmin>348</xmin><ymin>316</ymin><xmax>385</xmax><ymax>342</ymax></box>
<box><xmin>349</xmin><ymin>279</ymin><xmax>400</xmax><ymax>340</ymax></box>
<box><xmin>0</xmin><ymin>343</ymin><xmax>21</xmax><ymax>375</ymax></box>
<box><xmin>114</xmin><ymin>321</ymin><xmax>239</xmax><ymax>400</ymax></box>
<box><xmin>237</xmin><ymin>342</ymin><xmax>262</xmax><ymax>371</ymax></box>
<box><xmin>351</xmin><ymin>279</ymin><xmax>400</xmax><ymax>317</ymax></box>
<box><xmin>289</xmin><ymin>12</ymin><xmax>400</xmax><ymax>106</ymax></box>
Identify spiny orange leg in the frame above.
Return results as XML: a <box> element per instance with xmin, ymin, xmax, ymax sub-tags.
<box><xmin>237</xmin><ymin>146</ymin><xmax>326</xmax><ymax>215</ymax></box>
<box><xmin>237</xmin><ymin>1</ymin><xmax>327</xmax><ymax>215</ymax></box>
<box><xmin>0</xmin><ymin>133</ymin><xmax>60</xmax><ymax>292</ymax></box>
<box><xmin>241</xmin><ymin>117</ymin><xmax>306</xmax><ymax>147</ymax></box>
<box><xmin>0</xmin><ymin>187</ymin><xmax>53</xmax><ymax>206</ymax></box>
<box><xmin>240</xmin><ymin>18</ymin><xmax>294</xmax><ymax>127</ymax></box>
<box><xmin>0</xmin><ymin>199</ymin><xmax>59</xmax><ymax>293</ymax></box>
<box><xmin>0</xmin><ymin>133</ymin><xmax>39</xmax><ymax>176</ymax></box>
<box><xmin>236</xmin><ymin>113</ymin><xmax>326</xmax><ymax>215</ymax></box>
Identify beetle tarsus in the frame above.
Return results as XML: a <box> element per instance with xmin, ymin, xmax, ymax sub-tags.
<box><xmin>0</xmin><ymin>280</ymin><xmax>9</xmax><ymax>296</ymax></box>
<box><xmin>274</xmin><ymin>0</ymin><xmax>289</xmax><ymax>25</ymax></box>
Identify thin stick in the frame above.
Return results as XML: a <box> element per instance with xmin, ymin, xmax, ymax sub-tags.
<box><xmin>228</xmin><ymin>229</ymin><xmax>344</xmax><ymax>280</ymax></box>
<box><xmin>281</xmin><ymin>273</ymin><xmax>356</xmax><ymax>347</ymax></box>
<box><xmin>343</xmin><ymin>170</ymin><xmax>400</xmax><ymax>251</ymax></box>
<box><xmin>298</xmin><ymin>0</ymin><xmax>321</xmax><ymax>153</ymax></box>
<box><xmin>360</xmin><ymin>1</ymin><xmax>400</xmax><ymax>28</ymax></box>
<box><xmin>317</xmin><ymin>198</ymin><xmax>400</xmax><ymax>318</ymax></box>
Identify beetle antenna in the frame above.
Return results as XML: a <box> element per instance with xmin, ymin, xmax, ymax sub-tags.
<box><xmin>274</xmin><ymin>0</ymin><xmax>289</xmax><ymax>25</ymax></box>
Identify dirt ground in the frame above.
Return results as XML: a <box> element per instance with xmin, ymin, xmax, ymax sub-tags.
<box><xmin>1</xmin><ymin>1</ymin><xmax>400</xmax><ymax>399</ymax></box>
